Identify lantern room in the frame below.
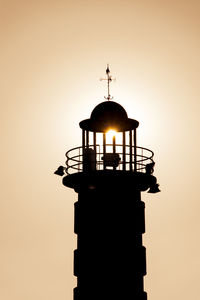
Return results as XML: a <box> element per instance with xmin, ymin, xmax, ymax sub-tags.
<box><xmin>65</xmin><ymin>100</ymin><xmax>155</xmax><ymax>175</ymax></box>
<box><xmin>79</xmin><ymin>100</ymin><xmax>139</xmax><ymax>171</ymax></box>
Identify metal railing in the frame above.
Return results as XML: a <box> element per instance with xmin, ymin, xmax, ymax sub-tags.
<box><xmin>65</xmin><ymin>144</ymin><xmax>154</xmax><ymax>175</ymax></box>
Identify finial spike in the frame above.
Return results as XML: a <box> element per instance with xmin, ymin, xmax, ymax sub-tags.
<box><xmin>106</xmin><ymin>64</ymin><xmax>110</xmax><ymax>74</ymax></box>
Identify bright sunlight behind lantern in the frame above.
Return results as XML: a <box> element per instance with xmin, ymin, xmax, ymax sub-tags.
<box><xmin>106</xmin><ymin>129</ymin><xmax>117</xmax><ymax>140</ymax></box>
<box><xmin>105</xmin><ymin>129</ymin><xmax>122</xmax><ymax>146</ymax></box>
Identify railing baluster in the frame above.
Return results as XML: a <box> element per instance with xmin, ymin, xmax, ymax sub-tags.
<box><xmin>142</xmin><ymin>148</ymin><xmax>143</xmax><ymax>172</ymax></box>
<box><xmin>78</xmin><ymin>148</ymin><xmax>81</xmax><ymax>172</ymax></box>
<box><xmin>123</xmin><ymin>132</ymin><xmax>126</xmax><ymax>171</ymax></box>
<box><xmin>129</xmin><ymin>130</ymin><xmax>132</xmax><ymax>171</ymax></box>
<box><xmin>134</xmin><ymin>129</ymin><xmax>137</xmax><ymax>171</ymax></box>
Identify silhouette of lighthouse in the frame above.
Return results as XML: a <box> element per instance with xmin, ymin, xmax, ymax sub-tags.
<box><xmin>55</xmin><ymin>66</ymin><xmax>160</xmax><ymax>300</ymax></box>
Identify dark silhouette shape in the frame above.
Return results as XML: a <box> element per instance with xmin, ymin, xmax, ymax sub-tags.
<box><xmin>101</xmin><ymin>153</ymin><xmax>121</xmax><ymax>167</ymax></box>
<box><xmin>80</xmin><ymin>100</ymin><xmax>139</xmax><ymax>132</ymax></box>
<box><xmin>148</xmin><ymin>183</ymin><xmax>161</xmax><ymax>193</ymax></box>
<box><xmin>83</xmin><ymin>148</ymin><xmax>96</xmax><ymax>172</ymax></box>
<box><xmin>100</xmin><ymin>63</ymin><xmax>115</xmax><ymax>100</ymax></box>
<box><xmin>145</xmin><ymin>162</ymin><xmax>155</xmax><ymax>175</ymax></box>
<box><xmin>56</xmin><ymin>67</ymin><xmax>160</xmax><ymax>300</ymax></box>
<box><xmin>54</xmin><ymin>166</ymin><xmax>65</xmax><ymax>176</ymax></box>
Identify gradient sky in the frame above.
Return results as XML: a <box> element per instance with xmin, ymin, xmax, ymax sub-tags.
<box><xmin>1</xmin><ymin>1</ymin><xmax>200</xmax><ymax>299</ymax></box>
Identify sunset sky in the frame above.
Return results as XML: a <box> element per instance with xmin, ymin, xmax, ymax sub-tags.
<box><xmin>1</xmin><ymin>1</ymin><xmax>200</xmax><ymax>299</ymax></box>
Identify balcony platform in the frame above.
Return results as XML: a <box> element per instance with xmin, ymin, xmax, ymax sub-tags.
<box><xmin>63</xmin><ymin>170</ymin><xmax>156</xmax><ymax>193</ymax></box>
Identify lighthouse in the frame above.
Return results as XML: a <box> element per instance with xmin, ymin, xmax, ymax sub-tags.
<box><xmin>55</xmin><ymin>66</ymin><xmax>160</xmax><ymax>300</ymax></box>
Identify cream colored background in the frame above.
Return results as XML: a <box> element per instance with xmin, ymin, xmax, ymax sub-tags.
<box><xmin>1</xmin><ymin>1</ymin><xmax>200</xmax><ymax>299</ymax></box>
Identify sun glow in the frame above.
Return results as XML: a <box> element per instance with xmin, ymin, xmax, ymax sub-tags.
<box><xmin>106</xmin><ymin>129</ymin><xmax>117</xmax><ymax>140</ymax></box>
<box><xmin>105</xmin><ymin>129</ymin><xmax>122</xmax><ymax>146</ymax></box>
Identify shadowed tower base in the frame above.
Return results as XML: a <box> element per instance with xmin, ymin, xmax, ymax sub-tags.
<box><xmin>63</xmin><ymin>171</ymin><xmax>152</xmax><ymax>300</ymax></box>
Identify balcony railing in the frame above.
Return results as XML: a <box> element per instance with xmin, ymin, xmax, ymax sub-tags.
<box><xmin>65</xmin><ymin>144</ymin><xmax>154</xmax><ymax>175</ymax></box>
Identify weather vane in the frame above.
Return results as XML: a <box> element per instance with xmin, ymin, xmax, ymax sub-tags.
<box><xmin>100</xmin><ymin>64</ymin><xmax>115</xmax><ymax>100</ymax></box>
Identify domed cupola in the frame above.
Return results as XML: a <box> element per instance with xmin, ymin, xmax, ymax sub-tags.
<box><xmin>80</xmin><ymin>100</ymin><xmax>139</xmax><ymax>132</ymax></box>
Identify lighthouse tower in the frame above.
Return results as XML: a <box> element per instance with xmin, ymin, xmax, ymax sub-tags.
<box><xmin>55</xmin><ymin>67</ymin><xmax>160</xmax><ymax>300</ymax></box>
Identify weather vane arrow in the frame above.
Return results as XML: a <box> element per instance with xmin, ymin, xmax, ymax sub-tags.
<box><xmin>100</xmin><ymin>64</ymin><xmax>116</xmax><ymax>101</ymax></box>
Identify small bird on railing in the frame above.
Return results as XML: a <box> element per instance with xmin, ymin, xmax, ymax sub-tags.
<box><xmin>54</xmin><ymin>166</ymin><xmax>66</xmax><ymax>176</ymax></box>
<box><xmin>145</xmin><ymin>162</ymin><xmax>155</xmax><ymax>175</ymax></box>
<box><xmin>148</xmin><ymin>183</ymin><xmax>161</xmax><ymax>193</ymax></box>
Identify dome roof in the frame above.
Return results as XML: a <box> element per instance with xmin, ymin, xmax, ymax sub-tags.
<box><xmin>90</xmin><ymin>101</ymin><xmax>128</xmax><ymax>122</ymax></box>
<box><xmin>79</xmin><ymin>100</ymin><xmax>139</xmax><ymax>132</ymax></box>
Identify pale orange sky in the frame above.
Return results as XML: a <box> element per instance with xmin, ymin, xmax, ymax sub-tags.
<box><xmin>1</xmin><ymin>1</ymin><xmax>200</xmax><ymax>299</ymax></box>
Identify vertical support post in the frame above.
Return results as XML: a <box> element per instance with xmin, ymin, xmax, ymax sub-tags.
<box><xmin>93</xmin><ymin>132</ymin><xmax>97</xmax><ymax>170</ymax></box>
<box><xmin>123</xmin><ymin>131</ymin><xmax>126</xmax><ymax>171</ymax></box>
<box><xmin>103</xmin><ymin>133</ymin><xmax>106</xmax><ymax>170</ymax></box>
<box><xmin>113</xmin><ymin>134</ymin><xmax>116</xmax><ymax>170</ymax></box>
<box><xmin>134</xmin><ymin>129</ymin><xmax>137</xmax><ymax>172</ymax></box>
<box><xmin>129</xmin><ymin>130</ymin><xmax>132</xmax><ymax>171</ymax></box>
<box><xmin>82</xmin><ymin>130</ymin><xmax>85</xmax><ymax>155</ymax></box>
<box><xmin>82</xmin><ymin>130</ymin><xmax>85</xmax><ymax>172</ymax></box>
<box><xmin>78</xmin><ymin>147</ymin><xmax>80</xmax><ymax>172</ymax></box>
<box><xmin>86</xmin><ymin>131</ymin><xmax>89</xmax><ymax>149</ymax></box>
<box><xmin>113</xmin><ymin>135</ymin><xmax>116</xmax><ymax>154</ymax></box>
